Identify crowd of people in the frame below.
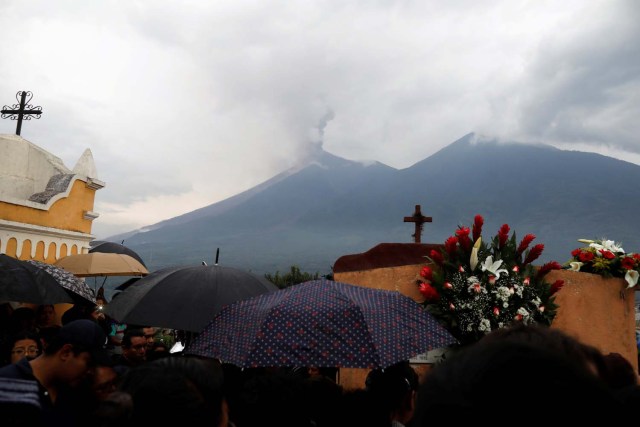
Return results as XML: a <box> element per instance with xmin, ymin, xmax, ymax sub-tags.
<box><xmin>0</xmin><ymin>296</ymin><xmax>639</xmax><ymax>426</ymax></box>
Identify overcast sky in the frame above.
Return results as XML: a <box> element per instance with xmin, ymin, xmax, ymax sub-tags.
<box><xmin>1</xmin><ymin>1</ymin><xmax>638</xmax><ymax>238</ymax></box>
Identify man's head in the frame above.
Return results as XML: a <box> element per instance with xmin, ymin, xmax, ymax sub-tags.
<box><xmin>45</xmin><ymin>319</ymin><xmax>111</xmax><ymax>364</ymax></box>
<box><xmin>36</xmin><ymin>304</ymin><xmax>56</xmax><ymax>328</ymax></box>
<box><xmin>366</xmin><ymin>361</ymin><xmax>420</xmax><ymax>425</ymax></box>
<box><xmin>121</xmin><ymin>329</ymin><xmax>147</xmax><ymax>365</ymax></box>
<box><xmin>142</xmin><ymin>327</ymin><xmax>157</xmax><ymax>350</ymax></box>
<box><xmin>40</xmin><ymin>319</ymin><xmax>111</xmax><ymax>387</ymax></box>
<box><xmin>91</xmin><ymin>365</ymin><xmax>119</xmax><ymax>401</ymax></box>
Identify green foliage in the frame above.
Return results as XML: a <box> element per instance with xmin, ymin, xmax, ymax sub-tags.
<box><xmin>264</xmin><ymin>265</ymin><xmax>323</xmax><ymax>289</ymax></box>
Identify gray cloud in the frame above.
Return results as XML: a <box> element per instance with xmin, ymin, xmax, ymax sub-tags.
<box><xmin>0</xmin><ymin>1</ymin><xmax>637</xmax><ymax>238</ymax></box>
<box><xmin>484</xmin><ymin>0</ymin><xmax>640</xmax><ymax>152</ymax></box>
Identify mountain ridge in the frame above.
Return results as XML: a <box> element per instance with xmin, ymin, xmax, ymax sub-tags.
<box><xmin>106</xmin><ymin>133</ymin><xmax>640</xmax><ymax>275</ymax></box>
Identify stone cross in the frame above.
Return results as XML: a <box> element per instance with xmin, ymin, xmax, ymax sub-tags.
<box><xmin>404</xmin><ymin>204</ymin><xmax>432</xmax><ymax>243</ymax></box>
<box><xmin>1</xmin><ymin>91</ymin><xmax>43</xmax><ymax>135</ymax></box>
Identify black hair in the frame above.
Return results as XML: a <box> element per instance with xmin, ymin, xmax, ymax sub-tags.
<box><xmin>121</xmin><ymin>329</ymin><xmax>145</xmax><ymax>348</ymax></box>
<box><xmin>102</xmin><ymin>355</ymin><xmax>226</xmax><ymax>426</ymax></box>
<box><xmin>6</xmin><ymin>330</ymin><xmax>43</xmax><ymax>361</ymax></box>
<box><xmin>412</xmin><ymin>339</ymin><xmax>622</xmax><ymax>424</ymax></box>
<box><xmin>365</xmin><ymin>360</ymin><xmax>419</xmax><ymax>418</ymax></box>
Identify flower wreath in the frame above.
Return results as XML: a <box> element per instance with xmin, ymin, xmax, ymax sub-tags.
<box><xmin>565</xmin><ymin>239</ymin><xmax>639</xmax><ymax>288</ymax></box>
<box><xmin>416</xmin><ymin>215</ymin><xmax>564</xmax><ymax>345</ymax></box>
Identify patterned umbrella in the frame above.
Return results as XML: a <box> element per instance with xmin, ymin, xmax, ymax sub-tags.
<box><xmin>0</xmin><ymin>254</ymin><xmax>94</xmax><ymax>304</ymax></box>
<box><xmin>26</xmin><ymin>259</ymin><xmax>96</xmax><ymax>303</ymax></box>
<box><xmin>186</xmin><ymin>278</ymin><xmax>458</xmax><ymax>369</ymax></box>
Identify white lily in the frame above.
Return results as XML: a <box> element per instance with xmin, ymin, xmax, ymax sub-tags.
<box><xmin>577</xmin><ymin>239</ymin><xmax>594</xmax><ymax>244</ymax></box>
<box><xmin>480</xmin><ymin>256</ymin><xmax>508</xmax><ymax>280</ymax></box>
<box><xmin>470</xmin><ymin>237</ymin><xmax>482</xmax><ymax>271</ymax></box>
<box><xmin>589</xmin><ymin>239</ymin><xmax>624</xmax><ymax>253</ymax></box>
<box><xmin>624</xmin><ymin>270</ymin><xmax>639</xmax><ymax>289</ymax></box>
<box><xmin>568</xmin><ymin>262</ymin><xmax>583</xmax><ymax>272</ymax></box>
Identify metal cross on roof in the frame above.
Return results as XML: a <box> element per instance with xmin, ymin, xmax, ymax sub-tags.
<box><xmin>403</xmin><ymin>204</ymin><xmax>432</xmax><ymax>243</ymax></box>
<box><xmin>1</xmin><ymin>91</ymin><xmax>43</xmax><ymax>135</ymax></box>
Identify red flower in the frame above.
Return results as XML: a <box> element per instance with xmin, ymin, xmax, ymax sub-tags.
<box><xmin>633</xmin><ymin>254</ymin><xmax>640</xmax><ymax>262</ymax></box>
<box><xmin>599</xmin><ymin>250</ymin><xmax>615</xmax><ymax>260</ymax></box>
<box><xmin>456</xmin><ymin>226</ymin><xmax>472</xmax><ymax>252</ymax></box>
<box><xmin>444</xmin><ymin>236</ymin><xmax>458</xmax><ymax>258</ymax></box>
<box><xmin>621</xmin><ymin>257</ymin><xmax>635</xmax><ymax>270</ymax></box>
<box><xmin>550</xmin><ymin>280</ymin><xmax>564</xmax><ymax>295</ymax></box>
<box><xmin>420</xmin><ymin>266</ymin><xmax>433</xmax><ymax>280</ymax></box>
<box><xmin>516</xmin><ymin>234</ymin><xmax>536</xmax><ymax>256</ymax></box>
<box><xmin>578</xmin><ymin>251</ymin><xmax>594</xmax><ymax>262</ymax></box>
<box><xmin>571</xmin><ymin>248</ymin><xmax>581</xmax><ymax>257</ymax></box>
<box><xmin>444</xmin><ymin>282</ymin><xmax>453</xmax><ymax>289</ymax></box>
<box><xmin>493</xmin><ymin>307</ymin><xmax>500</xmax><ymax>316</ymax></box>
<box><xmin>523</xmin><ymin>244</ymin><xmax>544</xmax><ymax>265</ymax></box>
<box><xmin>472</xmin><ymin>214</ymin><xmax>484</xmax><ymax>243</ymax></box>
<box><xmin>498</xmin><ymin>224</ymin><xmax>510</xmax><ymax>248</ymax></box>
<box><xmin>418</xmin><ymin>282</ymin><xmax>440</xmax><ymax>301</ymax></box>
<box><xmin>429</xmin><ymin>249</ymin><xmax>444</xmax><ymax>266</ymax></box>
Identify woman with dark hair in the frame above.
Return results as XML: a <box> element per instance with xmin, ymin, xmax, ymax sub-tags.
<box><xmin>5</xmin><ymin>330</ymin><xmax>42</xmax><ymax>366</ymax></box>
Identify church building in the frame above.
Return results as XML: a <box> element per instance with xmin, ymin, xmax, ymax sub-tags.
<box><xmin>0</xmin><ymin>134</ymin><xmax>104</xmax><ymax>262</ymax></box>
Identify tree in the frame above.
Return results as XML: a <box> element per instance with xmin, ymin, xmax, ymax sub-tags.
<box><xmin>264</xmin><ymin>265</ymin><xmax>323</xmax><ymax>289</ymax></box>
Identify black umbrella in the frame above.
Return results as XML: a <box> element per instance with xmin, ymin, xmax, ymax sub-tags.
<box><xmin>89</xmin><ymin>241</ymin><xmax>146</xmax><ymax>267</ymax></box>
<box><xmin>104</xmin><ymin>264</ymin><xmax>278</xmax><ymax>332</ymax></box>
<box><xmin>0</xmin><ymin>254</ymin><xmax>93</xmax><ymax>304</ymax></box>
<box><xmin>114</xmin><ymin>277</ymin><xmax>141</xmax><ymax>291</ymax></box>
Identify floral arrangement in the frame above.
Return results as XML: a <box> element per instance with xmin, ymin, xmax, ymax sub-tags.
<box><xmin>416</xmin><ymin>215</ymin><xmax>564</xmax><ymax>346</ymax></box>
<box><xmin>565</xmin><ymin>239</ymin><xmax>639</xmax><ymax>289</ymax></box>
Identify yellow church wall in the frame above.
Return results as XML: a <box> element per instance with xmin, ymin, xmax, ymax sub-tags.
<box><xmin>19</xmin><ymin>240</ymin><xmax>32</xmax><ymax>259</ymax></box>
<box><xmin>1</xmin><ymin>177</ymin><xmax>99</xmax><ymax>261</ymax></box>
<box><xmin>0</xmin><ymin>180</ymin><xmax>96</xmax><ymax>234</ymax></box>
<box><xmin>34</xmin><ymin>241</ymin><xmax>46</xmax><ymax>260</ymax></box>
<box><xmin>4</xmin><ymin>237</ymin><xmax>18</xmax><ymax>258</ymax></box>
<box><xmin>0</xmin><ymin>236</ymin><xmax>85</xmax><ymax>262</ymax></box>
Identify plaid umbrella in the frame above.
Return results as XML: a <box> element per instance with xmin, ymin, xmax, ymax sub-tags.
<box><xmin>186</xmin><ymin>278</ymin><xmax>458</xmax><ymax>369</ymax></box>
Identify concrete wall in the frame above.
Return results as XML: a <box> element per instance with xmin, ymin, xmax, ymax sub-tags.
<box><xmin>334</xmin><ymin>265</ymin><xmax>639</xmax><ymax>389</ymax></box>
<box><xmin>547</xmin><ymin>269</ymin><xmax>638</xmax><ymax>373</ymax></box>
